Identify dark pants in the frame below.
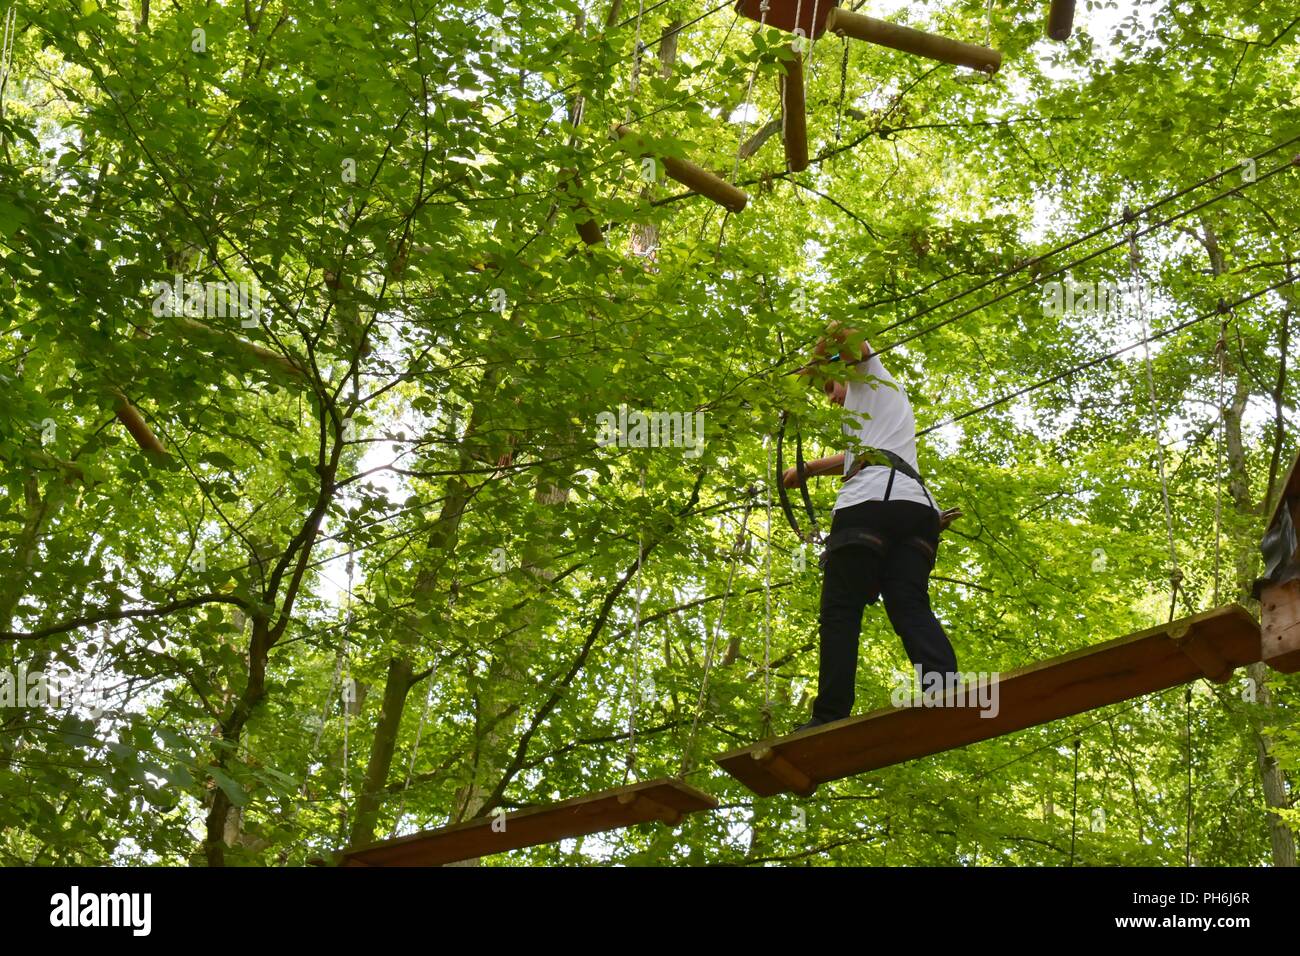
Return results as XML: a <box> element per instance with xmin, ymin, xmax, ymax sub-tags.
<box><xmin>811</xmin><ymin>499</ymin><xmax>958</xmax><ymax>722</ymax></box>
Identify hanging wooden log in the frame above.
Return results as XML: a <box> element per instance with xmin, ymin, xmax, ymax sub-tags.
<box><xmin>559</xmin><ymin>168</ymin><xmax>605</xmax><ymax>245</ymax></box>
<box><xmin>824</xmin><ymin>7</ymin><xmax>1002</xmax><ymax>74</ymax></box>
<box><xmin>1047</xmin><ymin>0</ymin><xmax>1076</xmax><ymax>41</ymax></box>
<box><xmin>779</xmin><ymin>45</ymin><xmax>809</xmax><ymax>173</ymax></box>
<box><xmin>108</xmin><ymin>388</ymin><xmax>166</xmax><ymax>455</ymax></box>
<box><xmin>612</xmin><ymin>124</ymin><xmax>748</xmax><ymax>212</ymax></box>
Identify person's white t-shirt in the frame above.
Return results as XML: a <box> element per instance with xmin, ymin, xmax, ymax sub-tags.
<box><xmin>834</xmin><ymin>353</ymin><xmax>938</xmax><ymax>513</ymax></box>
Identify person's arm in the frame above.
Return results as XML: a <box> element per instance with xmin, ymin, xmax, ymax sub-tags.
<box><xmin>782</xmin><ymin>452</ymin><xmax>845</xmax><ymax>487</ymax></box>
<box><xmin>795</xmin><ymin>323</ymin><xmax>874</xmax><ymax>380</ymax></box>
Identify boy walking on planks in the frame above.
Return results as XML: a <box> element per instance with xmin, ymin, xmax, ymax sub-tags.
<box><xmin>784</xmin><ymin>324</ymin><xmax>961</xmax><ymax>731</ymax></box>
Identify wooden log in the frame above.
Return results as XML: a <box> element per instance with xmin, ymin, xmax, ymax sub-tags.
<box><xmin>613</xmin><ymin>124</ymin><xmax>749</xmax><ymax>212</ymax></box>
<box><xmin>779</xmin><ymin>45</ymin><xmax>809</xmax><ymax>173</ymax></box>
<box><xmin>825</xmin><ymin>7</ymin><xmax>1002</xmax><ymax>74</ymax></box>
<box><xmin>1047</xmin><ymin>0</ymin><xmax>1076</xmax><ymax>42</ymax></box>
<box><xmin>108</xmin><ymin>388</ymin><xmax>165</xmax><ymax>455</ymax></box>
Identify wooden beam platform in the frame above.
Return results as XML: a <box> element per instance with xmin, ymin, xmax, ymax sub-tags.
<box><xmin>714</xmin><ymin>605</ymin><xmax>1262</xmax><ymax>797</ymax></box>
<box><xmin>340</xmin><ymin>778</ymin><xmax>717</xmax><ymax>867</ymax></box>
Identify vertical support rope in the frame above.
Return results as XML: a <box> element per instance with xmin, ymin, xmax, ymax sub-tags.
<box><xmin>624</xmin><ymin>0</ymin><xmax>646</xmax><ymax>126</ymax></box>
<box><xmin>1213</xmin><ymin>314</ymin><xmax>1229</xmax><ymax>607</ymax></box>
<box><xmin>0</xmin><ymin>5</ymin><xmax>15</xmax><ymax>150</ymax></box>
<box><xmin>805</xmin><ymin>0</ymin><xmax>823</xmax><ymax>76</ymax></box>
<box><xmin>1128</xmin><ymin>223</ymin><xmax>1182</xmax><ymax>621</ymax></box>
<box><xmin>1069</xmin><ymin>736</ymin><xmax>1080</xmax><ymax>866</ymax></box>
<box><xmin>733</xmin><ymin>0</ymin><xmax>771</xmax><ymax>181</ymax></box>
<box><xmin>680</xmin><ymin>496</ymin><xmax>753</xmax><ymax>776</ymax></box>
<box><xmin>764</xmin><ymin>442</ymin><xmax>774</xmax><ymax>727</ymax></box>
<box><xmin>391</xmin><ymin>665</ymin><xmax>436</xmax><ymax>838</ymax></box>
<box><xmin>1185</xmin><ymin>685</ymin><xmax>1193</xmax><ymax>866</ymax></box>
<box><xmin>627</xmin><ymin>469</ymin><xmax>645</xmax><ymax>784</ymax></box>
<box><xmin>340</xmin><ymin>546</ymin><xmax>354</xmax><ymax>833</ymax></box>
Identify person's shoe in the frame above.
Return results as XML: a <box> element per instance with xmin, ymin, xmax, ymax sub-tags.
<box><xmin>791</xmin><ymin>716</ymin><xmax>829</xmax><ymax>734</ymax></box>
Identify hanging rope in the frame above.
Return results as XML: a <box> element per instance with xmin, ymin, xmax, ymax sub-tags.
<box><xmin>680</xmin><ymin>495</ymin><xmax>754</xmax><ymax>776</ymax></box>
<box><xmin>391</xmin><ymin>662</ymin><xmax>437</xmax><ymax>838</ymax></box>
<box><xmin>1068</xmin><ymin>736</ymin><xmax>1080</xmax><ymax>866</ymax></box>
<box><xmin>1212</xmin><ymin>308</ymin><xmax>1230</xmax><ymax>606</ymax></box>
<box><xmin>624</xmin><ymin>0</ymin><xmax>647</xmax><ymax>127</ymax></box>
<box><xmin>340</xmin><ymin>546</ymin><xmax>354</xmax><ymax>834</ymax></box>
<box><xmin>0</xmin><ymin>4</ymin><xmax>15</xmax><ymax>147</ymax></box>
<box><xmin>805</xmin><ymin>0</ymin><xmax>824</xmax><ymax>76</ymax></box>
<box><xmin>625</xmin><ymin>468</ymin><xmax>647</xmax><ymax>784</ymax></box>
<box><xmin>1128</xmin><ymin>216</ymin><xmax>1183</xmax><ymax>621</ymax></box>
<box><xmin>733</xmin><ymin>0</ymin><xmax>771</xmax><ymax>181</ymax></box>
<box><xmin>763</xmin><ymin>442</ymin><xmax>775</xmax><ymax>737</ymax></box>
<box><xmin>1184</xmin><ymin>685</ymin><xmax>1194</xmax><ymax>866</ymax></box>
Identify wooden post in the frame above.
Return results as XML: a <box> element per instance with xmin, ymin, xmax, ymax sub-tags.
<box><xmin>779</xmin><ymin>45</ymin><xmax>809</xmax><ymax>173</ymax></box>
<box><xmin>613</xmin><ymin>125</ymin><xmax>749</xmax><ymax>212</ymax></box>
<box><xmin>1259</xmin><ymin>458</ymin><xmax>1300</xmax><ymax>673</ymax></box>
<box><xmin>1261</xmin><ymin>579</ymin><xmax>1300</xmax><ymax>673</ymax></box>
<box><xmin>1047</xmin><ymin>0</ymin><xmax>1076</xmax><ymax>42</ymax></box>
<box><xmin>825</xmin><ymin>8</ymin><xmax>1002</xmax><ymax>74</ymax></box>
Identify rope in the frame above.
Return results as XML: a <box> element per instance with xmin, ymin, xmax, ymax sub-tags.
<box><xmin>0</xmin><ymin>4</ymin><xmax>15</xmax><ymax>146</ymax></box>
<box><xmin>983</xmin><ymin>0</ymin><xmax>995</xmax><ymax>47</ymax></box>
<box><xmin>627</xmin><ymin>470</ymin><xmax>646</xmax><ymax>784</ymax></box>
<box><xmin>733</xmin><ymin>0</ymin><xmax>771</xmax><ymax>181</ymax></box>
<box><xmin>1069</xmin><ymin>736</ymin><xmax>1080</xmax><ymax>866</ymax></box>
<box><xmin>624</xmin><ymin>0</ymin><xmax>646</xmax><ymax>127</ymax></box>
<box><xmin>340</xmin><ymin>547</ymin><xmax>354</xmax><ymax>834</ymax></box>
<box><xmin>1128</xmin><ymin>218</ymin><xmax>1183</xmax><ymax>621</ymax></box>
<box><xmin>875</xmin><ymin>147</ymin><xmax>1298</xmax><ymax>358</ymax></box>
<box><xmin>1213</xmin><ymin>310</ymin><xmax>1229</xmax><ymax>606</ymax></box>
<box><xmin>915</xmin><ymin>273</ymin><xmax>1298</xmax><ymax>438</ymax></box>
<box><xmin>763</xmin><ymin>443</ymin><xmax>774</xmax><ymax>735</ymax></box>
<box><xmin>391</xmin><ymin>664</ymin><xmax>436</xmax><ymax>838</ymax></box>
<box><xmin>1184</xmin><ymin>685</ymin><xmax>1193</xmax><ymax>866</ymax></box>
<box><xmin>680</xmin><ymin>496</ymin><xmax>753</xmax><ymax>776</ymax></box>
<box><xmin>806</xmin><ymin>0</ymin><xmax>823</xmax><ymax>75</ymax></box>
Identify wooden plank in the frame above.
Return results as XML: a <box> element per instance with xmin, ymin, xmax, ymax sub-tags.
<box><xmin>825</xmin><ymin>8</ymin><xmax>1002</xmax><ymax>74</ymax></box>
<box><xmin>340</xmin><ymin>778</ymin><xmax>717</xmax><ymax>867</ymax></box>
<box><xmin>1261</xmin><ymin>579</ymin><xmax>1300</xmax><ymax>673</ymax></box>
<box><xmin>714</xmin><ymin>605</ymin><xmax>1261</xmax><ymax>797</ymax></box>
